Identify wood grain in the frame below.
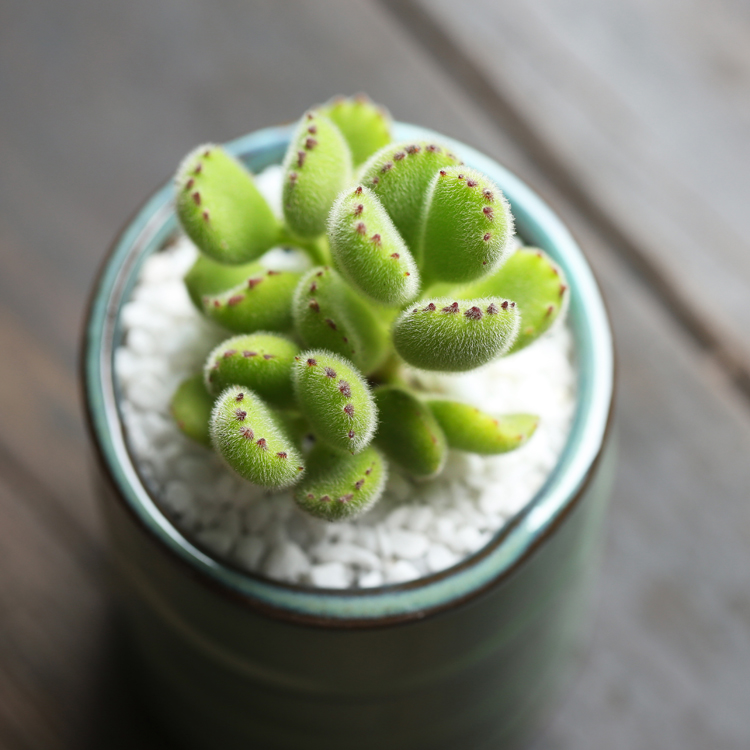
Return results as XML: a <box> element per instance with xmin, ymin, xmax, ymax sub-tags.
<box><xmin>0</xmin><ymin>0</ymin><xmax>749</xmax><ymax>747</ymax></box>
<box><xmin>407</xmin><ymin>0</ymin><xmax>750</xmax><ymax>383</ymax></box>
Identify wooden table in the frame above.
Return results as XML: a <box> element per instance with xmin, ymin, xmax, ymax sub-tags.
<box><xmin>2</xmin><ymin>1</ymin><xmax>749</xmax><ymax>747</ymax></box>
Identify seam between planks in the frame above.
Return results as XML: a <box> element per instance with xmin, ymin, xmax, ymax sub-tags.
<box><xmin>375</xmin><ymin>0</ymin><xmax>750</xmax><ymax>401</ymax></box>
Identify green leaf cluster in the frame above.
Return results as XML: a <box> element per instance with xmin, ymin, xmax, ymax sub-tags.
<box><xmin>168</xmin><ymin>95</ymin><xmax>568</xmax><ymax>522</ymax></box>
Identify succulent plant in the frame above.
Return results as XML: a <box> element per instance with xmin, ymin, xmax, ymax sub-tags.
<box><xmin>169</xmin><ymin>95</ymin><xmax>568</xmax><ymax>522</ymax></box>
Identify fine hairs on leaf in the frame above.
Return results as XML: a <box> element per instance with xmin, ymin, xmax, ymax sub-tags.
<box><xmin>295</xmin><ymin>443</ymin><xmax>387</xmax><ymax>522</ymax></box>
<box><xmin>210</xmin><ymin>386</ymin><xmax>305</xmax><ymax>488</ymax></box>
<box><xmin>328</xmin><ymin>185</ymin><xmax>420</xmax><ymax>306</ymax></box>
<box><xmin>175</xmin><ymin>144</ymin><xmax>279</xmax><ymax>264</ymax></box>
<box><xmin>392</xmin><ymin>297</ymin><xmax>520</xmax><ymax>372</ymax></box>
<box><xmin>292</xmin><ymin>350</ymin><xmax>377</xmax><ymax>455</ymax></box>
<box><xmin>169</xmin><ymin>94</ymin><xmax>570</xmax><ymax>522</ymax></box>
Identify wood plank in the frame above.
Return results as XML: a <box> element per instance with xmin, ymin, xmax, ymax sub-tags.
<box><xmin>0</xmin><ymin>305</ymin><xmax>101</xmax><ymax>541</ymax></box>
<box><xmin>529</xmin><ymin>209</ymin><xmax>750</xmax><ymax>750</ymax></box>
<box><xmin>0</xmin><ymin>467</ymin><xmax>175</xmax><ymax>750</ymax></box>
<box><xmin>1</xmin><ymin>1</ymin><xmax>750</xmax><ymax>748</ymax></box>
<box><xmin>405</xmin><ymin>0</ymin><xmax>750</xmax><ymax>381</ymax></box>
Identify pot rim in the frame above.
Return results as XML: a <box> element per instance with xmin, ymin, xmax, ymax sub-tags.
<box><xmin>82</xmin><ymin>122</ymin><xmax>614</xmax><ymax>627</ymax></box>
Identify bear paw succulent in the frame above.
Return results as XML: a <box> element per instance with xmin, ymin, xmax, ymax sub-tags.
<box><xmin>169</xmin><ymin>95</ymin><xmax>568</xmax><ymax>522</ymax></box>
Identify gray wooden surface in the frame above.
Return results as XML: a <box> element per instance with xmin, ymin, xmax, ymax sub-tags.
<box><xmin>1</xmin><ymin>1</ymin><xmax>749</xmax><ymax>747</ymax></box>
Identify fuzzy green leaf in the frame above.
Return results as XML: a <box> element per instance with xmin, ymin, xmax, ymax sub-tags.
<box><xmin>184</xmin><ymin>254</ymin><xmax>264</xmax><ymax>310</ymax></box>
<box><xmin>201</xmin><ymin>266</ymin><xmax>301</xmax><ymax>334</ymax></box>
<box><xmin>426</xmin><ymin>399</ymin><xmax>539</xmax><ymax>454</ymax></box>
<box><xmin>392</xmin><ymin>297</ymin><xmax>519</xmax><ymax>372</ymax></box>
<box><xmin>210</xmin><ymin>386</ymin><xmax>305</xmax><ymax>488</ymax></box>
<box><xmin>419</xmin><ymin>166</ymin><xmax>514</xmax><ymax>284</ymax></box>
<box><xmin>328</xmin><ymin>185</ymin><xmax>419</xmax><ymax>306</ymax></box>
<box><xmin>373</xmin><ymin>386</ymin><xmax>447</xmax><ymax>478</ymax></box>
<box><xmin>170</xmin><ymin>374</ymin><xmax>214</xmax><ymax>447</ymax></box>
<box><xmin>320</xmin><ymin>94</ymin><xmax>391</xmax><ymax>166</ymax></box>
<box><xmin>174</xmin><ymin>144</ymin><xmax>279</xmax><ymax>264</ymax></box>
<box><xmin>292</xmin><ymin>351</ymin><xmax>377</xmax><ymax>454</ymax></box>
<box><xmin>281</xmin><ymin>112</ymin><xmax>352</xmax><ymax>239</ymax></box>
<box><xmin>292</xmin><ymin>266</ymin><xmax>389</xmax><ymax>374</ymax></box>
<box><xmin>204</xmin><ymin>333</ymin><xmax>299</xmax><ymax>406</ymax></box>
<box><xmin>461</xmin><ymin>248</ymin><xmax>568</xmax><ymax>354</ymax></box>
<box><xmin>359</xmin><ymin>141</ymin><xmax>462</xmax><ymax>250</ymax></box>
<box><xmin>294</xmin><ymin>443</ymin><xmax>387</xmax><ymax>522</ymax></box>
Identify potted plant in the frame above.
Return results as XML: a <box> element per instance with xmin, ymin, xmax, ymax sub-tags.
<box><xmin>83</xmin><ymin>95</ymin><xmax>614</xmax><ymax>749</ymax></box>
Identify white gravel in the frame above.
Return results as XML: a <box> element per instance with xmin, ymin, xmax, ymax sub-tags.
<box><xmin>114</xmin><ymin>165</ymin><xmax>577</xmax><ymax>589</ymax></box>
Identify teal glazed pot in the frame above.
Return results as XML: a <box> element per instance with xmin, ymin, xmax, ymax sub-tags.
<box><xmin>83</xmin><ymin>123</ymin><xmax>615</xmax><ymax>750</ymax></box>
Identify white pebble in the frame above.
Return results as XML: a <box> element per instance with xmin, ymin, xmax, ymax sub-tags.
<box><xmin>235</xmin><ymin>535</ymin><xmax>266</xmax><ymax>570</ymax></box>
<box><xmin>244</xmin><ymin>501</ymin><xmax>275</xmax><ymax>534</ymax></box>
<box><xmin>384</xmin><ymin>560</ymin><xmax>421</xmax><ymax>584</ymax></box>
<box><xmin>426</xmin><ymin>544</ymin><xmax>459</xmax><ymax>573</ymax></box>
<box><xmin>309</xmin><ymin>562</ymin><xmax>352</xmax><ymax>588</ymax></box>
<box><xmin>406</xmin><ymin>506</ymin><xmax>433</xmax><ymax>533</ymax></box>
<box><xmin>451</xmin><ymin>526</ymin><xmax>486</xmax><ymax>554</ymax></box>
<box><xmin>389</xmin><ymin>529</ymin><xmax>429</xmax><ymax>560</ymax></box>
<box><xmin>384</xmin><ymin>506</ymin><xmax>412</xmax><ymax>530</ymax></box>
<box><xmin>195</xmin><ymin>528</ymin><xmax>234</xmax><ymax>556</ymax></box>
<box><xmin>376</xmin><ymin>525</ymin><xmax>393</xmax><ymax>559</ymax></box>
<box><xmin>163</xmin><ymin>480</ymin><xmax>192</xmax><ymax>513</ymax></box>
<box><xmin>359</xmin><ymin>570</ymin><xmax>384</xmax><ymax>588</ymax></box>
<box><xmin>311</xmin><ymin>542</ymin><xmax>381</xmax><ymax>570</ymax></box>
<box><xmin>433</xmin><ymin>517</ymin><xmax>457</xmax><ymax>547</ymax></box>
<box><xmin>263</xmin><ymin>541</ymin><xmax>310</xmax><ymax>582</ymax></box>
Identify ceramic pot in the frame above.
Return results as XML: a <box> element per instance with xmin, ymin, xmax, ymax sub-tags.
<box><xmin>82</xmin><ymin>123</ymin><xmax>615</xmax><ymax>750</ymax></box>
